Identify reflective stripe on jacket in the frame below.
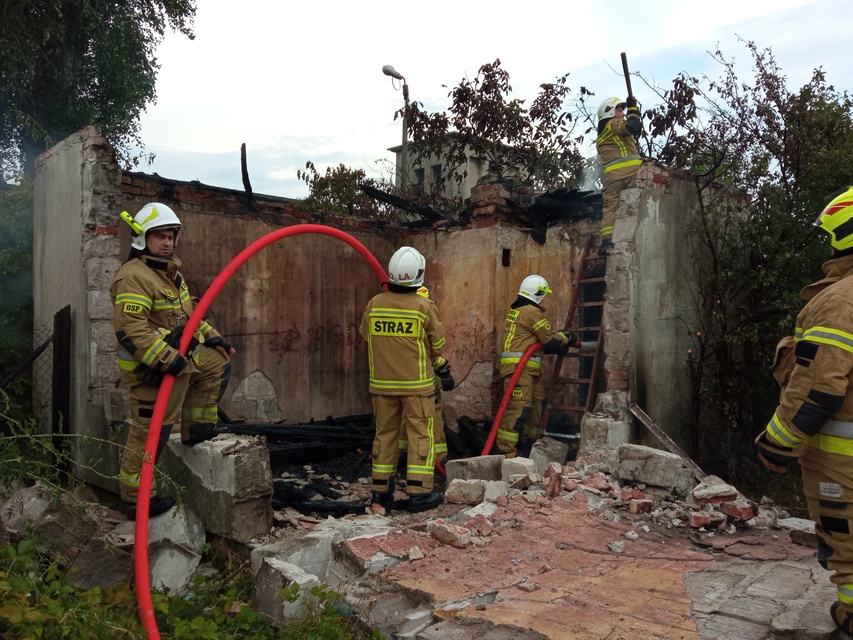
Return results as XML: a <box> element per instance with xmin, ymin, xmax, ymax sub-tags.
<box><xmin>805</xmin><ymin>420</ymin><xmax>853</xmax><ymax>457</ymax></box>
<box><xmin>764</xmin><ymin>254</ymin><xmax>853</xmax><ymax>451</ymax></box>
<box><xmin>359</xmin><ymin>290</ymin><xmax>445</xmax><ymax>395</ymax></box>
<box><xmin>596</xmin><ymin>117</ymin><xmax>642</xmax><ymax>176</ymax></box>
<box><xmin>499</xmin><ymin>304</ymin><xmax>561</xmax><ymax>378</ymax></box>
<box><xmin>111</xmin><ymin>254</ymin><xmax>220</xmax><ymax>373</ymax></box>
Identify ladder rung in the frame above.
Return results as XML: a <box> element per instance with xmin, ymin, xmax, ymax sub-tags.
<box><xmin>546</xmin><ymin>233</ymin><xmax>605</xmax><ymax>429</ymax></box>
<box><xmin>541</xmin><ymin>432</ymin><xmax>581</xmax><ymax>441</ymax></box>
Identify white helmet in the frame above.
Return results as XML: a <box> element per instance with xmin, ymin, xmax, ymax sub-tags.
<box><xmin>388</xmin><ymin>246</ymin><xmax>425</xmax><ymax>287</ymax></box>
<box><xmin>125</xmin><ymin>202</ymin><xmax>182</xmax><ymax>250</ymax></box>
<box><xmin>518</xmin><ymin>275</ymin><xmax>552</xmax><ymax>304</ymax></box>
<box><xmin>597</xmin><ymin>97</ymin><xmax>625</xmax><ymax>121</ymax></box>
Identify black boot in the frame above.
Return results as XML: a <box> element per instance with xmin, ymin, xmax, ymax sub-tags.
<box><xmin>517</xmin><ymin>439</ymin><xmax>534</xmax><ymax>458</ymax></box>
<box><xmin>407</xmin><ymin>492</ymin><xmax>442</xmax><ymax>513</ymax></box>
<box><xmin>831</xmin><ymin>602</ymin><xmax>853</xmax><ymax>637</ymax></box>
<box><xmin>370</xmin><ymin>492</ymin><xmax>394</xmax><ymax>509</ymax></box>
<box><xmin>127</xmin><ymin>495</ymin><xmax>176</xmax><ymax>521</ymax></box>
<box><xmin>182</xmin><ymin>422</ymin><xmax>222</xmax><ymax>446</ymax></box>
<box><xmin>598</xmin><ymin>237</ymin><xmax>613</xmax><ymax>256</ymax></box>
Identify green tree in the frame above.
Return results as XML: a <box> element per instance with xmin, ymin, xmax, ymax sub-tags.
<box><xmin>405</xmin><ymin>59</ymin><xmax>587</xmax><ymax>203</ymax></box>
<box><xmin>0</xmin><ymin>0</ymin><xmax>196</xmax><ymax>179</ymax></box>
<box><xmin>294</xmin><ymin>162</ymin><xmax>396</xmax><ymax>220</ymax></box>
<box><xmin>643</xmin><ymin>40</ymin><xmax>853</xmax><ymax>503</ymax></box>
<box><xmin>0</xmin><ymin>184</ymin><xmax>33</xmax><ymax>413</ymax></box>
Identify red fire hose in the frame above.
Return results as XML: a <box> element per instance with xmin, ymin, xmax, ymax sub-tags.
<box><xmin>481</xmin><ymin>342</ymin><xmax>542</xmax><ymax>456</ymax></box>
<box><xmin>134</xmin><ymin>225</ymin><xmax>387</xmax><ymax>638</ymax></box>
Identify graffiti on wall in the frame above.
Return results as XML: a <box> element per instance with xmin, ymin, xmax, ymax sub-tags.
<box><xmin>228</xmin><ymin>322</ymin><xmax>362</xmax><ymax>361</ymax></box>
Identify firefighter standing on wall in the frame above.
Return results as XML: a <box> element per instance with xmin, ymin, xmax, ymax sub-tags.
<box><xmin>595</xmin><ymin>96</ymin><xmax>643</xmax><ymax>255</ymax></box>
<box><xmin>111</xmin><ymin>203</ymin><xmax>236</xmax><ymax>519</ymax></box>
<box><xmin>757</xmin><ymin>187</ymin><xmax>853</xmax><ymax>636</ymax></box>
<box><xmin>495</xmin><ymin>275</ymin><xmax>576</xmax><ymax>458</ymax></box>
<box><xmin>359</xmin><ymin>247</ymin><xmax>452</xmax><ymax>513</ymax></box>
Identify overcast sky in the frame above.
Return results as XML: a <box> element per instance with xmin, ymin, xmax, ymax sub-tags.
<box><xmin>134</xmin><ymin>0</ymin><xmax>850</xmax><ymax>199</ymax></box>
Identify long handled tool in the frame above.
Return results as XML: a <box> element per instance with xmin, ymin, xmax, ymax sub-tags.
<box><xmin>621</xmin><ymin>52</ymin><xmax>633</xmax><ymax>102</ymax></box>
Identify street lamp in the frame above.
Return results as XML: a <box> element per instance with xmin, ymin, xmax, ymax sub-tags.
<box><xmin>382</xmin><ymin>65</ymin><xmax>409</xmax><ymax>188</ymax></box>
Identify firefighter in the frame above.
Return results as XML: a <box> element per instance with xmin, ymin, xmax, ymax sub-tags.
<box><xmin>595</xmin><ymin>96</ymin><xmax>643</xmax><ymax>255</ymax></box>
<box><xmin>395</xmin><ymin>285</ymin><xmax>453</xmax><ymax>465</ymax></box>
<box><xmin>360</xmin><ymin>247</ymin><xmax>450</xmax><ymax>512</ymax></box>
<box><xmin>496</xmin><ymin>275</ymin><xmax>576</xmax><ymax>458</ymax></box>
<box><xmin>111</xmin><ymin>203</ymin><xmax>236</xmax><ymax>519</ymax></box>
<box><xmin>757</xmin><ymin>186</ymin><xmax>853</xmax><ymax>635</ymax></box>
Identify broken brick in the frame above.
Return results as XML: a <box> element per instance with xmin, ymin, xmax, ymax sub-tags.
<box><xmin>720</xmin><ymin>498</ymin><xmax>759</xmax><ymax>521</ymax></box>
<box><xmin>629</xmin><ymin>499</ymin><xmax>653</xmax><ymax>514</ymax></box>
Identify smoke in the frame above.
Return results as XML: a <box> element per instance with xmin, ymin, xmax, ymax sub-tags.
<box><xmin>579</xmin><ymin>155</ymin><xmax>603</xmax><ymax>193</ymax></box>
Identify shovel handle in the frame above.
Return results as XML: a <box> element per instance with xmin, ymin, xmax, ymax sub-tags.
<box><xmin>621</xmin><ymin>52</ymin><xmax>633</xmax><ymax>100</ymax></box>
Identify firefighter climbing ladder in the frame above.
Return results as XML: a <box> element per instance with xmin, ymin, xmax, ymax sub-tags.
<box><xmin>539</xmin><ymin>234</ymin><xmax>606</xmax><ymax>443</ymax></box>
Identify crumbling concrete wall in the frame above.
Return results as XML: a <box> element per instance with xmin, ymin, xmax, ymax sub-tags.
<box><xmin>32</xmin><ymin>127</ymin><xmax>713</xmax><ymax>496</ymax></box>
<box><xmin>600</xmin><ymin>161</ymin><xmax>729</xmax><ymax>454</ymax></box>
<box><xmin>33</xmin><ymin>127</ymin><xmax>125</xmax><ymax>487</ymax></box>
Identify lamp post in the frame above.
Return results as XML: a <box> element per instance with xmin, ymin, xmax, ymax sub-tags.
<box><xmin>382</xmin><ymin>64</ymin><xmax>409</xmax><ymax>188</ymax></box>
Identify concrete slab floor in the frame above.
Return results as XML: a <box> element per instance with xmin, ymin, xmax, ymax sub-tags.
<box><xmin>339</xmin><ymin>490</ymin><xmax>844</xmax><ymax>639</ymax></box>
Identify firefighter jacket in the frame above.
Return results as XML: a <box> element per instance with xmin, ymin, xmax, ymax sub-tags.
<box><xmin>111</xmin><ymin>253</ymin><xmax>222</xmax><ymax>375</ymax></box>
<box><xmin>596</xmin><ymin>113</ymin><xmax>642</xmax><ymax>182</ymax></box>
<box><xmin>499</xmin><ymin>301</ymin><xmax>568</xmax><ymax>378</ymax></box>
<box><xmin>763</xmin><ymin>253</ymin><xmax>853</xmax><ymax>455</ymax></box>
<box><xmin>359</xmin><ymin>290</ymin><xmax>445</xmax><ymax>396</ymax></box>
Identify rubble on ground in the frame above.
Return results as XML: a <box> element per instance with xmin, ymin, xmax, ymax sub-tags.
<box><xmin>1</xmin><ymin>435</ymin><xmax>832</xmax><ymax>639</ymax></box>
<box><xmin>250</xmin><ymin>438</ymin><xmax>777</xmax><ymax>552</ymax></box>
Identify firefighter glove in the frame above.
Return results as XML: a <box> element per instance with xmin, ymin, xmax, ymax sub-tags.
<box><xmin>564</xmin><ymin>331</ymin><xmax>581</xmax><ymax>348</ymax></box>
<box><xmin>134</xmin><ymin>363</ymin><xmax>164</xmax><ymax>386</ymax></box>
<box><xmin>626</xmin><ymin>95</ymin><xmax>637</xmax><ymax>108</ymax></box>
<box><xmin>436</xmin><ymin>363</ymin><xmax>455</xmax><ymax>392</ymax></box>
<box><xmin>755</xmin><ymin>431</ymin><xmax>797</xmax><ymax>468</ymax></box>
<box><xmin>544</xmin><ymin>334</ymin><xmax>571</xmax><ymax>355</ymax></box>
<box><xmin>164</xmin><ymin>353</ymin><xmax>188</xmax><ymax>377</ymax></box>
<box><xmin>204</xmin><ymin>336</ymin><xmax>232</xmax><ymax>352</ymax></box>
<box><xmin>165</xmin><ymin>325</ymin><xmax>199</xmax><ymax>354</ymax></box>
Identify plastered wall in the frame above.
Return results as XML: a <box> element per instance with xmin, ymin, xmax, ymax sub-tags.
<box><xmin>33</xmin><ymin>126</ymin><xmax>712</xmax><ymax>492</ymax></box>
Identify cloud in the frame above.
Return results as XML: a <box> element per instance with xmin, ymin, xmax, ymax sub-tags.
<box><xmin>138</xmin><ymin>0</ymin><xmax>849</xmax><ymax>199</ymax></box>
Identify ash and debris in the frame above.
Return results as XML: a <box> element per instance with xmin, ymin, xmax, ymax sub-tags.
<box><xmin>259</xmin><ymin>442</ymin><xmax>808</xmax><ymax>555</ymax></box>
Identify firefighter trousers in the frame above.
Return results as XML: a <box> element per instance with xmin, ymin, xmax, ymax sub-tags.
<box><xmin>801</xmin><ymin>443</ymin><xmax>853</xmax><ymax>621</ymax></box>
<box><xmin>118</xmin><ymin>348</ymin><xmax>224</xmax><ymax>504</ymax></box>
<box><xmin>601</xmin><ymin>173</ymin><xmax>636</xmax><ymax>241</ymax></box>
<box><xmin>372</xmin><ymin>393</ymin><xmax>435</xmax><ymax>496</ymax></box>
<box><xmin>495</xmin><ymin>370</ymin><xmax>544</xmax><ymax>455</ymax></box>
<box><xmin>398</xmin><ymin>381</ymin><xmax>447</xmax><ymax>464</ymax></box>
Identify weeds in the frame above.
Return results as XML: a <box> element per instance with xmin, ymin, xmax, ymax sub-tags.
<box><xmin>0</xmin><ymin>536</ymin><xmax>383</xmax><ymax>640</ymax></box>
<box><xmin>0</xmin><ymin>392</ymin><xmax>383</xmax><ymax>639</ymax></box>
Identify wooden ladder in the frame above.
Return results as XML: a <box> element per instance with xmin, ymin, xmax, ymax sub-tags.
<box><xmin>538</xmin><ymin>234</ymin><xmax>606</xmax><ymax>444</ymax></box>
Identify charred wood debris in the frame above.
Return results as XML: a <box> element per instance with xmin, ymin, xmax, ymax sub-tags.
<box><xmin>225</xmin><ymin>412</ymin><xmax>785</xmax><ymax>550</ymax></box>
<box><xmin>358</xmin><ymin>183</ymin><xmax>602</xmax><ymax>244</ymax></box>
<box><xmin>213</xmin><ymin>414</ymin><xmax>502</xmax><ymax>519</ymax></box>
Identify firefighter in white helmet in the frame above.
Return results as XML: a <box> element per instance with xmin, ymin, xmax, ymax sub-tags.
<box><xmin>111</xmin><ymin>203</ymin><xmax>236</xmax><ymax>519</ymax></box>
<box><xmin>757</xmin><ymin>186</ymin><xmax>853</xmax><ymax>635</ymax></box>
<box><xmin>393</xmin><ymin>285</ymin><xmax>452</xmax><ymax>465</ymax></box>
<box><xmin>596</xmin><ymin>95</ymin><xmax>643</xmax><ymax>255</ymax></box>
<box><xmin>496</xmin><ymin>275</ymin><xmax>577</xmax><ymax>457</ymax></box>
<box><xmin>359</xmin><ymin>247</ymin><xmax>450</xmax><ymax>513</ymax></box>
